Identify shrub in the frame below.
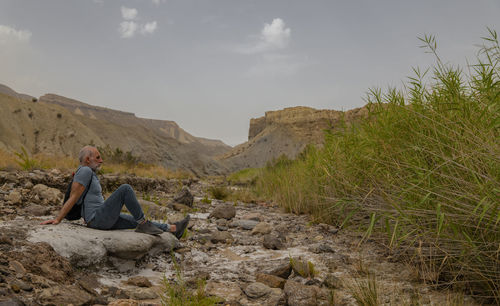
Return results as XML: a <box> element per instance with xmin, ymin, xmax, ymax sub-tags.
<box><xmin>208</xmin><ymin>186</ymin><xmax>230</xmax><ymax>200</ymax></box>
<box><xmin>256</xmin><ymin>30</ymin><xmax>500</xmax><ymax>302</ymax></box>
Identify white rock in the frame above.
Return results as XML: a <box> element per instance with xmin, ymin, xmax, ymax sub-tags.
<box><xmin>27</xmin><ymin>223</ymin><xmax>179</xmax><ymax>267</ymax></box>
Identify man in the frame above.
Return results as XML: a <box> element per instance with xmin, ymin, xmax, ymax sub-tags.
<box><xmin>42</xmin><ymin>145</ymin><xmax>190</xmax><ymax>238</ymax></box>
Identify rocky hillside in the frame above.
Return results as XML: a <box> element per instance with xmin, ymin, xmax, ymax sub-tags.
<box><xmin>0</xmin><ymin>84</ymin><xmax>230</xmax><ymax>175</ymax></box>
<box><xmin>219</xmin><ymin>106</ymin><xmax>368</xmax><ymax>171</ymax></box>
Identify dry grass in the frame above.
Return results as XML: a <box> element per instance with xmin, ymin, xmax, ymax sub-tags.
<box><xmin>0</xmin><ymin>148</ymin><xmax>189</xmax><ymax>179</ymax></box>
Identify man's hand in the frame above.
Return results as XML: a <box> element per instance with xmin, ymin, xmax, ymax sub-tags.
<box><xmin>41</xmin><ymin>219</ymin><xmax>60</xmax><ymax>225</ymax></box>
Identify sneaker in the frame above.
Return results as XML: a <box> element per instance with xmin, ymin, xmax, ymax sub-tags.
<box><xmin>174</xmin><ymin>215</ymin><xmax>190</xmax><ymax>239</ymax></box>
<box><xmin>135</xmin><ymin>220</ymin><xmax>163</xmax><ymax>235</ymax></box>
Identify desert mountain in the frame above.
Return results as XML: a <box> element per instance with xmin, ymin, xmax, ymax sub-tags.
<box><xmin>219</xmin><ymin>106</ymin><xmax>368</xmax><ymax>171</ymax></box>
<box><xmin>0</xmin><ymin>84</ymin><xmax>230</xmax><ymax>175</ymax></box>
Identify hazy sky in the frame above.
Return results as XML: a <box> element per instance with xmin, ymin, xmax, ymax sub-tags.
<box><xmin>1</xmin><ymin>0</ymin><xmax>499</xmax><ymax>146</ymax></box>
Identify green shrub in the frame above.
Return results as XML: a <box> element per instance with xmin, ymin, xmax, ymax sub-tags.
<box><xmin>227</xmin><ymin>167</ymin><xmax>262</xmax><ymax>186</ymax></box>
<box><xmin>256</xmin><ymin>30</ymin><xmax>500</xmax><ymax>302</ymax></box>
<box><xmin>14</xmin><ymin>147</ymin><xmax>38</xmax><ymax>170</ymax></box>
<box><xmin>208</xmin><ymin>186</ymin><xmax>230</xmax><ymax>200</ymax></box>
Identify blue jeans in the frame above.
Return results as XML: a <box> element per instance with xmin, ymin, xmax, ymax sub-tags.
<box><xmin>87</xmin><ymin>184</ymin><xmax>170</xmax><ymax>231</ymax></box>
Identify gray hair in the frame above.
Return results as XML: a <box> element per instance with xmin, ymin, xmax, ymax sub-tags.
<box><xmin>78</xmin><ymin>146</ymin><xmax>95</xmax><ymax>164</ymax></box>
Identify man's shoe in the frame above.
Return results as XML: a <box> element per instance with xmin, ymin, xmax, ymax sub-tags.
<box><xmin>174</xmin><ymin>215</ymin><xmax>190</xmax><ymax>239</ymax></box>
<box><xmin>135</xmin><ymin>220</ymin><xmax>163</xmax><ymax>235</ymax></box>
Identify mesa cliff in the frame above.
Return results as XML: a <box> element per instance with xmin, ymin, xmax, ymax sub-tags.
<box><xmin>219</xmin><ymin>106</ymin><xmax>368</xmax><ymax>171</ymax></box>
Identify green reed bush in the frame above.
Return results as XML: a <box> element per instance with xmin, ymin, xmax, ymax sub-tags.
<box><xmin>256</xmin><ymin>30</ymin><xmax>499</xmax><ymax>302</ymax></box>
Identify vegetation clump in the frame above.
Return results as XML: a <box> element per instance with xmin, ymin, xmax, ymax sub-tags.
<box><xmin>256</xmin><ymin>30</ymin><xmax>500</xmax><ymax>302</ymax></box>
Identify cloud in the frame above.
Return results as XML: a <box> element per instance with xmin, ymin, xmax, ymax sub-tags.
<box><xmin>152</xmin><ymin>0</ymin><xmax>166</xmax><ymax>5</ymax></box>
<box><xmin>118</xmin><ymin>8</ymin><xmax>158</xmax><ymax>39</ymax></box>
<box><xmin>237</xmin><ymin>18</ymin><xmax>291</xmax><ymax>54</ymax></box>
<box><xmin>121</xmin><ymin>6</ymin><xmax>138</xmax><ymax>20</ymax></box>
<box><xmin>141</xmin><ymin>21</ymin><xmax>157</xmax><ymax>35</ymax></box>
<box><xmin>0</xmin><ymin>25</ymin><xmax>32</xmax><ymax>44</ymax></box>
<box><xmin>119</xmin><ymin>21</ymin><xmax>138</xmax><ymax>38</ymax></box>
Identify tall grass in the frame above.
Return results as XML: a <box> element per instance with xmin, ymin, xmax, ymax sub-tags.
<box><xmin>256</xmin><ymin>30</ymin><xmax>499</xmax><ymax>302</ymax></box>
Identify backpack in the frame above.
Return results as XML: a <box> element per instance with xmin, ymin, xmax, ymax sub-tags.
<box><xmin>64</xmin><ymin>173</ymin><xmax>93</xmax><ymax>221</ymax></box>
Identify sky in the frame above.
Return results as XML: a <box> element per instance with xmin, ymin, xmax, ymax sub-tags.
<box><xmin>1</xmin><ymin>0</ymin><xmax>499</xmax><ymax>146</ymax></box>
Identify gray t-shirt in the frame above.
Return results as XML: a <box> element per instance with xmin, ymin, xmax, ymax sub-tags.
<box><xmin>73</xmin><ymin>166</ymin><xmax>104</xmax><ymax>222</ymax></box>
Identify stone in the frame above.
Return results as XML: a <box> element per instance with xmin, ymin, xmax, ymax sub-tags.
<box><xmin>244</xmin><ymin>282</ymin><xmax>271</xmax><ymax>299</ymax></box>
<box><xmin>173</xmin><ymin>186</ymin><xmax>194</xmax><ymax>207</ymax></box>
<box><xmin>37</xmin><ymin>285</ymin><xmax>93</xmax><ymax>305</ymax></box>
<box><xmin>290</xmin><ymin>257</ymin><xmax>315</xmax><ymax>278</ymax></box>
<box><xmin>323</xmin><ymin>273</ymin><xmax>342</xmax><ymax>289</ymax></box>
<box><xmin>23</xmin><ymin>203</ymin><xmax>51</xmax><ymax>216</ymax></box>
<box><xmin>241</xmin><ymin>212</ymin><xmax>261</xmax><ymax>221</ymax></box>
<box><xmin>269</xmin><ymin>262</ymin><xmax>292</xmax><ymax>279</ymax></box>
<box><xmin>284</xmin><ymin>280</ymin><xmax>317</xmax><ymax>306</ymax></box>
<box><xmin>126</xmin><ymin>276</ymin><xmax>152</xmax><ymax>287</ymax></box>
<box><xmin>251</xmin><ymin>222</ymin><xmax>272</xmax><ymax>235</ymax></box>
<box><xmin>205</xmin><ymin>281</ymin><xmax>242</xmax><ymax>302</ymax></box>
<box><xmin>173</xmin><ymin>203</ymin><xmax>191</xmax><ymax>212</ymax></box>
<box><xmin>5</xmin><ymin>190</ymin><xmax>22</xmax><ymax>205</ymax></box>
<box><xmin>263</xmin><ymin>234</ymin><xmax>284</xmax><ymax>250</ymax></box>
<box><xmin>256</xmin><ymin>273</ymin><xmax>286</xmax><ymax>289</ymax></box>
<box><xmin>0</xmin><ymin>235</ymin><xmax>13</xmax><ymax>245</ymax></box>
<box><xmin>137</xmin><ymin>199</ymin><xmax>167</xmax><ymax>219</ymax></box>
<box><xmin>210</xmin><ymin>231</ymin><xmax>234</xmax><ymax>244</ymax></box>
<box><xmin>27</xmin><ymin>222</ymin><xmax>179</xmax><ymax>267</ymax></box>
<box><xmin>127</xmin><ymin>287</ymin><xmax>158</xmax><ymax>300</ymax></box>
<box><xmin>231</xmin><ymin>219</ymin><xmax>259</xmax><ymax>230</ymax></box>
<box><xmin>309</xmin><ymin>243</ymin><xmax>334</xmax><ymax>254</ymax></box>
<box><xmin>9</xmin><ymin>261</ymin><xmax>26</xmax><ymax>275</ymax></box>
<box><xmin>209</xmin><ymin>204</ymin><xmax>236</xmax><ymax>220</ymax></box>
<box><xmin>32</xmin><ymin>184</ymin><xmax>62</xmax><ymax>204</ymax></box>
<box><xmin>12</xmin><ymin>280</ymin><xmax>32</xmax><ymax>291</ymax></box>
<box><xmin>108</xmin><ymin>299</ymin><xmax>139</xmax><ymax>306</ymax></box>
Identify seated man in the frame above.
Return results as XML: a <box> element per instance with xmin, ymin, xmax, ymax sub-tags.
<box><xmin>42</xmin><ymin>145</ymin><xmax>189</xmax><ymax>238</ymax></box>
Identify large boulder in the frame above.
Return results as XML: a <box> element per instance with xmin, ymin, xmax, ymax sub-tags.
<box><xmin>32</xmin><ymin>184</ymin><xmax>63</xmax><ymax>204</ymax></box>
<box><xmin>209</xmin><ymin>204</ymin><xmax>236</xmax><ymax>220</ymax></box>
<box><xmin>27</xmin><ymin>223</ymin><xmax>179</xmax><ymax>267</ymax></box>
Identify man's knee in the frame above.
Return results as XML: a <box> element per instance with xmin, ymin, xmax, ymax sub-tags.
<box><xmin>118</xmin><ymin>184</ymin><xmax>134</xmax><ymax>194</ymax></box>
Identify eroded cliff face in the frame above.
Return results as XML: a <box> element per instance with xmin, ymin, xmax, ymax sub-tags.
<box><xmin>220</xmin><ymin>106</ymin><xmax>368</xmax><ymax>171</ymax></box>
<box><xmin>0</xmin><ymin>84</ymin><xmax>230</xmax><ymax>176</ymax></box>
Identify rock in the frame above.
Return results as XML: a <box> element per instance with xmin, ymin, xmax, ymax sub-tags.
<box><xmin>137</xmin><ymin>199</ymin><xmax>167</xmax><ymax>219</ymax></box>
<box><xmin>0</xmin><ymin>298</ymin><xmax>24</xmax><ymax>306</ymax></box>
<box><xmin>27</xmin><ymin>222</ymin><xmax>179</xmax><ymax>267</ymax></box>
<box><xmin>209</xmin><ymin>204</ymin><xmax>236</xmax><ymax>220</ymax></box>
<box><xmin>263</xmin><ymin>234</ymin><xmax>284</xmax><ymax>250</ymax></box>
<box><xmin>12</xmin><ymin>280</ymin><xmax>32</xmax><ymax>291</ymax></box>
<box><xmin>241</xmin><ymin>212</ymin><xmax>261</xmax><ymax>221</ymax></box>
<box><xmin>268</xmin><ymin>262</ymin><xmax>292</xmax><ymax>279</ymax></box>
<box><xmin>126</xmin><ymin>276</ymin><xmax>152</xmax><ymax>287</ymax></box>
<box><xmin>244</xmin><ymin>282</ymin><xmax>271</xmax><ymax>299</ymax></box>
<box><xmin>251</xmin><ymin>222</ymin><xmax>272</xmax><ymax>235</ymax></box>
<box><xmin>172</xmin><ymin>203</ymin><xmax>191</xmax><ymax>212</ymax></box>
<box><xmin>256</xmin><ymin>273</ymin><xmax>286</xmax><ymax>289</ymax></box>
<box><xmin>173</xmin><ymin>186</ymin><xmax>194</xmax><ymax>207</ymax></box>
<box><xmin>231</xmin><ymin>219</ymin><xmax>259</xmax><ymax>230</ymax></box>
<box><xmin>23</xmin><ymin>203</ymin><xmax>51</xmax><ymax>216</ymax></box>
<box><xmin>205</xmin><ymin>281</ymin><xmax>242</xmax><ymax>302</ymax></box>
<box><xmin>323</xmin><ymin>273</ymin><xmax>342</xmax><ymax>289</ymax></box>
<box><xmin>37</xmin><ymin>285</ymin><xmax>93</xmax><ymax>305</ymax></box>
<box><xmin>127</xmin><ymin>287</ymin><xmax>158</xmax><ymax>300</ymax></box>
<box><xmin>217</xmin><ymin>225</ymin><xmax>229</xmax><ymax>231</ymax></box>
<box><xmin>5</xmin><ymin>190</ymin><xmax>22</xmax><ymax>205</ymax></box>
<box><xmin>284</xmin><ymin>280</ymin><xmax>317</xmax><ymax>306</ymax></box>
<box><xmin>10</xmin><ymin>283</ymin><xmax>20</xmax><ymax>293</ymax></box>
<box><xmin>108</xmin><ymin>299</ymin><xmax>139</xmax><ymax>306</ymax></box>
<box><xmin>210</xmin><ymin>231</ymin><xmax>234</xmax><ymax>244</ymax></box>
<box><xmin>32</xmin><ymin>184</ymin><xmax>62</xmax><ymax>204</ymax></box>
<box><xmin>309</xmin><ymin>243</ymin><xmax>335</xmax><ymax>254</ymax></box>
<box><xmin>0</xmin><ymin>235</ymin><xmax>13</xmax><ymax>245</ymax></box>
<box><xmin>9</xmin><ymin>261</ymin><xmax>26</xmax><ymax>275</ymax></box>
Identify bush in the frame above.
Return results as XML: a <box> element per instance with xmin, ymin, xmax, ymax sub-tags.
<box><xmin>256</xmin><ymin>30</ymin><xmax>500</xmax><ymax>302</ymax></box>
<box><xmin>208</xmin><ymin>186</ymin><xmax>230</xmax><ymax>200</ymax></box>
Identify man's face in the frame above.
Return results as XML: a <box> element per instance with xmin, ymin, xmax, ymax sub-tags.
<box><xmin>87</xmin><ymin>148</ymin><xmax>103</xmax><ymax>171</ymax></box>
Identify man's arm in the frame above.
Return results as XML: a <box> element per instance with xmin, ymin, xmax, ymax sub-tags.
<box><xmin>41</xmin><ymin>181</ymin><xmax>86</xmax><ymax>225</ymax></box>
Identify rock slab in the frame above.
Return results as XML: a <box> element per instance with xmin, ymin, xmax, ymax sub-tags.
<box><xmin>27</xmin><ymin>223</ymin><xmax>179</xmax><ymax>267</ymax></box>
